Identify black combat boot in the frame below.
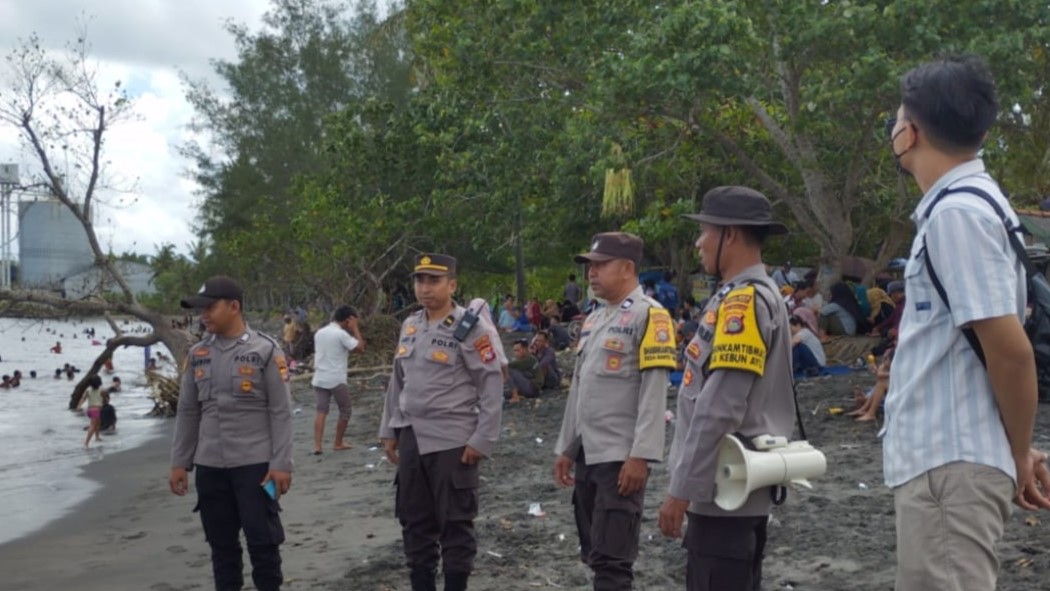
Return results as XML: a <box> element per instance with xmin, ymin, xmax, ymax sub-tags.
<box><xmin>410</xmin><ymin>568</ymin><xmax>437</xmax><ymax>591</ymax></box>
<box><xmin>444</xmin><ymin>571</ymin><xmax>469</xmax><ymax>591</ymax></box>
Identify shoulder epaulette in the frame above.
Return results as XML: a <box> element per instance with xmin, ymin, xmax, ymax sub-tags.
<box><xmin>255</xmin><ymin>330</ymin><xmax>282</xmax><ymax>348</ymax></box>
<box><xmin>640</xmin><ymin>294</ymin><xmax>664</xmax><ymax>309</ymax></box>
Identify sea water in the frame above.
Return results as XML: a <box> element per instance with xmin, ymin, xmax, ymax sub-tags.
<box><xmin>0</xmin><ymin>317</ymin><xmax>172</xmax><ymax>545</ymax></box>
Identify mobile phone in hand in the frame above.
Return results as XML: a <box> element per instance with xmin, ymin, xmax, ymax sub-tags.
<box><xmin>262</xmin><ymin>479</ymin><xmax>277</xmax><ymax>500</ymax></box>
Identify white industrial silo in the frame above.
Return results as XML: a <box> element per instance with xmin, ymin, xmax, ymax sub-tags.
<box><xmin>18</xmin><ymin>198</ymin><xmax>93</xmax><ymax>289</ymax></box>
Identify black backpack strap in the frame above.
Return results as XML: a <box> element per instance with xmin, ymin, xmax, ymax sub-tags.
<box><xmin>921</xmin><ymin>184</ymin><xmax>1032</xmax><ymax>368</ymax></box>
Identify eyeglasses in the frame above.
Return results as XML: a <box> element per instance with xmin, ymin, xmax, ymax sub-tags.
<box><xmin>885</xmin><ymin>116</ymin><xmax>914</xmax><ymax>141</ymax></box>
<box><xmin>884</xmin><ymin>117</ymin><xmax>897</xmax><ymax>140</ymax></box>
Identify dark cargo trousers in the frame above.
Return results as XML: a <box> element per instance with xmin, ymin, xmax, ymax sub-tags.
<box><xmin>396</xmin><ymin>427</ymin><xmax>480</xmax><ymax>576</ymax></box>
<box><xmin>684</xmin><ymin>513</ymin><xmax>767</xmax><ymax>591</ymax></box>
<box><xmin>572</xmin><ymin>448</ymin><xmax>646</xmax><ymax>591</ymax></box>
<box><xmin>195</xmin><ymin>463</ymin><xmax>285</xmax><ymax>591</ymax></box>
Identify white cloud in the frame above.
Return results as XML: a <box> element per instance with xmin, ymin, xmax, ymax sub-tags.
<box><xmin>0</xmin><ymin>0</ymin><xmax>271</xmax><ymax>259</ymax></box>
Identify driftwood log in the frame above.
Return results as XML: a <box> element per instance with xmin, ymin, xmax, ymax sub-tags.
<box><xmin>147</xmin><ymin>371</ymin><xmax>181</xmax><ymax>417</ymax></box>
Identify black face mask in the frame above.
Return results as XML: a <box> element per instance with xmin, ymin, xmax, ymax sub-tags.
<box><xmin>885</xmin><ymin>117</ymin><xmax>914</xmax><ymax>177</ymax></box>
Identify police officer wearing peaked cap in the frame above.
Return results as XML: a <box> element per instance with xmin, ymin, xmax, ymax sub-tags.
<box><xmin>170</xmin><ymin>275</ymin><xmax>294</xmax><ymax>591</ymax></box>
<box><xmin>659</xmin><ymin>187</ymin><xmax>795</xmax><ymax>591</ymax></box>
<box><xmin>380</xmin><ymin>254</ymin><xmax>503</xmax><ymax>591</ymax></box>
<box><xmin>554</xmin><ymin>232</ymin><xmax>678</xmax><ymax>591</ymax></box>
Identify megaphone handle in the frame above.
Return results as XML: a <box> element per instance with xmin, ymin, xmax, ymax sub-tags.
<box><xmin>771</xmin><ymin>485</ymin><xmax>787</xmax><ymax>506</ymax></box>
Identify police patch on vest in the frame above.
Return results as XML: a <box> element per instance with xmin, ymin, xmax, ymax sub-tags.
<box><xmin>275</xmin><ymin>355</ymin><xmax>291</xmax><ymax>383</ymax></box>
<box><xmin>430</xmin><ymin>349</ymin><xmax>451</xmax><ymax>364</ymax></box>
<box><xmin>686</xmin><ymin>342</ymin><xmax>701</xmax><ymax>361</ymax></box>
<box><xmin>238</xmin><ymin>365</ymin><xmax>254</xmax><ymax>377</ymax></box>
<box><xmin>683</xmin><ymin>368</ymin><xmax>694</xmax><ymax>386</ymax></box>
<box><xmin>474</xmin><ymin>335</ymin><xmax>496</xmax><ymax>363</ymax></box>
<box><xmin>602</xmin><ymin>337</ymin><xmax>625</xmax><ymax>352</ymax></box>
<box><xmin>194</xmin><ymin>367</ymin><xmax>206</xmax><ymax>380</ymax></box>
<box><xmin>405</xmin><ymin>325</ymin><xmax>417</xmax><ymax>336</ymax></box>
<box><xmin>397</xmin><ymin>345</ymin><xmax>409</xmax><ymax>357</ymax></box>
<box><xmin>709</xmin><ymin>285</ymin><xmax>767</xmax><ymax>376</ymax></box>
<box><xmin>241</xmin><ymin>379</ymin><xmax>253</xmax><ymax>393</ymax></box>
<box><xmin>639</xmin><ymin>308</ymin><xmax>677</xmax><ymax>370</ymax></box>
<box><xmin>703</xmin><ymin>311</ymin><xmax>717</xmax><ymax>325</ymax></box>
<box><xmin>606</xmin><ymin>353</ymin><xmax>623</xmax><ymax>372</ymax></box>
<box><xmin>195</xmin><ymin>347</ymin><xmax>209</xmax><ymax>357</ymax></box>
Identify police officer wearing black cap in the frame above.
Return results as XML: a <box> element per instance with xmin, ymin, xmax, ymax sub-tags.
<box><xmin>379</xmin><ymin>254</ymin><xmax>503</xmax><ymax>591</ymax></box>
<box><xmin>658</xmin><ymin>187</ymin><xmax>796</xmax><ymax>591</ymax></box>
<box><xmin>554</xmin><ymin>232</ymin><xmax>677</xmax><ymax>591</ymax></box>
<box><xmin>170</xmin><ymin>275</ymin><xmax>294</xmax><ymax>591</ymax></box>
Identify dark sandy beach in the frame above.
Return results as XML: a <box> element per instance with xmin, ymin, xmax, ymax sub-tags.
<box><xmin>2</xmin><ymin>370</ymin><xmax>1049</xmax><ymax>590</ymax></box>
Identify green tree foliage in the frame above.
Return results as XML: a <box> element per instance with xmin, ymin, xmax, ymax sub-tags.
<box><xmin>188</xmin><ymin>0</ymin><xmax>1050</xmax><ymax>311</ymax></box>
<box><xmin>182</xmin><ymin>0</ymin><xmax>413</xmax><ymax>306</ymax></box>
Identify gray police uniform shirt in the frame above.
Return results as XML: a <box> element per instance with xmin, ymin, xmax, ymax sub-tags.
<box><xmin>555</xmin><ymin>285</ymin><xmax>672</xmax><ymax>464</ymax></box>
<box><xmin>668</xmin><ymin>264</ymin><xmax>794</xmax><ymax>517</ymax></box>
<box><xmin>172</xmin><ymin>325</ymin><xmax>295</xmax><ymax>472</ymax></box>
<box><xmin>379</xmin><ymin>305</ymin><xmax>504</xmax><ymax>457</ymax></box>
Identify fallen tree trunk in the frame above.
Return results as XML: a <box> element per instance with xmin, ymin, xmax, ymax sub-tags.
<box><xmin>68</xmin><ymin>332</ymin><xmax>163</xmax><ymax>409</ymax></box>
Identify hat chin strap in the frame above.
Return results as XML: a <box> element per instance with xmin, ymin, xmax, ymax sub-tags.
<box><xmin>712</xmin><ymin>227</ymin><xmax>727</xmax><ymax>287</ymax></box>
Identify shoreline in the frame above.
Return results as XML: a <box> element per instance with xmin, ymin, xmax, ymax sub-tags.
<box><xmin>0</xmin><ymin>382</ymin><xmax>404</xmax><ymax>591</ymax></box>
<box><xmin>0</xmin><ymin>424</ymin><xmax>174</xmax><ymax>590</ymax></box>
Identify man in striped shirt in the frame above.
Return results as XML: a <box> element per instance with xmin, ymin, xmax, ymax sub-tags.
<box><xmin>883</xmin><ymin>54</ymin><xmax>1050</xmax><ymax>591</ymax></box>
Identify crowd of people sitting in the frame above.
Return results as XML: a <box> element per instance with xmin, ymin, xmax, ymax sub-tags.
<box><xmin>773</xmin><ymin>264</ymin><xmax>907</xmax><ymax>422</ymax></box>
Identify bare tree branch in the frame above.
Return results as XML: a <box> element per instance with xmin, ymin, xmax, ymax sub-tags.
<box><xmin>68</xmin><ymin>331</ymin><xmax>163</xmax><ymax>409</ymax></box>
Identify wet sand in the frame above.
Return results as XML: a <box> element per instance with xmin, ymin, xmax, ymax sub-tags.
<box><xmin>2</xmin><ymin>372</ymin><xmax>1049</xmax><ymax>590</ymax></box>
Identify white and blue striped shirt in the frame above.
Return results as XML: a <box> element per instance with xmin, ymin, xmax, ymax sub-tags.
<box><xmin>882</xmin><ymin>159</ymin><xmax>1025</xmax><ymax>489</ymax></box>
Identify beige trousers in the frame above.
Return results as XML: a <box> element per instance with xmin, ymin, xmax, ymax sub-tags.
<box><xmin>894</xmin><ymin>461</ymin><xmax>1014</xmax><ymax>591</ymax></box>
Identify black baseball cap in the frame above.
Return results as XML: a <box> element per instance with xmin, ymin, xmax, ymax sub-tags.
<box><xmin>574</xmin><ymin>232</ymin><xmax>644</xmax><ymax>266</ymax></box>
<box><xmin>683</xmin><ymin>186</ymin><xmax>788</xmax><ymax>234</ymax></box>
<box><xmin>334</xmin><ymin>305</ymin><xmax>358</xmax><ymax>321</ymax></box>
<box><xmin>180</xmin><ymin>275</ymin><xmax>244</xmax><ymax>309</ymax></box>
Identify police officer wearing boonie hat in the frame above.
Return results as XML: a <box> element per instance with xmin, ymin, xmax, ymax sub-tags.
<box><xmin>554</xmin><ymin>232</ymin><xmax>677</xmax><ymax>590</ymax></box>
<box><xmin>170</xmin><ymin>275</ymin><xmax>294</xmax><ymax>591</ymax></box>
<box><xmin>657</xmin><ymin>187</ymin><xmax>795</xmax><ymax>591</ymax></box>
<box><xmin>379</xmin><ymin>254</ymin><xmax>503</xmax><ymax>591</ymax></box>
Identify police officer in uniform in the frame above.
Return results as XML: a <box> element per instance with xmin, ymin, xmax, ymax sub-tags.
<box><xmin>380</xmin><ymin>254</ymin><xmax>503</xmax><ymax>591</ymax></box>
<box><xmin>553</xmin><ymin>232</ymin><xmax>677</xmax><ymax>591</ymax></box>
<box><xmin>170</xmin><ymin>276</ymin><xmax>294</xmax><ymax>591</ymax></box>
<box><xmin>658</xmin><ymin>187</ymin><xmax>796</xmax><ymax>591</ymax></box>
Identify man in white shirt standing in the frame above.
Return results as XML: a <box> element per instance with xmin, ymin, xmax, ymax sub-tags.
<box><xmin>311</xmin><ymin>305</ymin><xmax>365</xmax><ymax>455</ymax></box>
<box><xmin>883</xmin><ymin>54</ymin><xmax>1050</xmax><ymax>591</ymax></box>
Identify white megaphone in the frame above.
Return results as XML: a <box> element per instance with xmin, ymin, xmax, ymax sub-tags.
<box><xmin>714</xmin><ymin>434</ymin><xmax>827</xmax><ymax>511</ymax></box>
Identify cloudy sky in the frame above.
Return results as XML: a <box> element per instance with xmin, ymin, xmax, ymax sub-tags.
<box><xmin>0</xmin><ymin>0</ymin><xmax>272</xmax><ymax>257</ymax></box>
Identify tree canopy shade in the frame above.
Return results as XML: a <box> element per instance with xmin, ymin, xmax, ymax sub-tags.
<box><xmin>186</xmin><ymin>0</ymin><xmax>1050</xmax><ymax>304</ymax></box>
